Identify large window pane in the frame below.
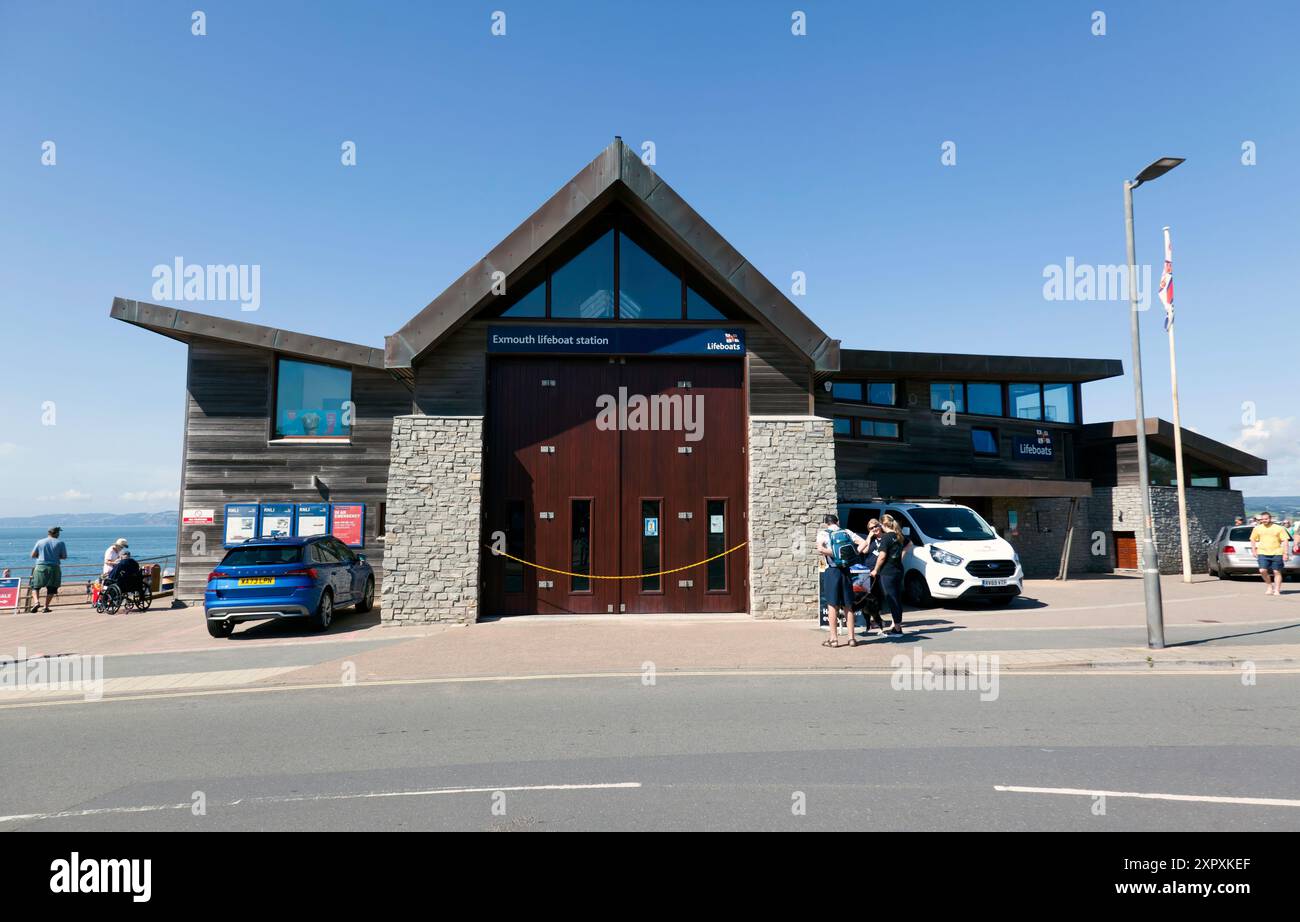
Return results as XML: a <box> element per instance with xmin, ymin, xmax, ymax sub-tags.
<box><xmin>1008</xmin><ymin>383</ymin><xmax>1042</xmax><ymax>420</ymax></box>
<box><xmin>966</xmin><ymin>382</ymin><xmax>1003</xmax><ymax>416</ymax></box>
<box><xmin>867</xmin><ymin>382</ymin><xmax>896</xmax><ymax>405</ymax></box>
<box><xmin>1042</xmin><ymin>382</ymin><xmax>1075</xmax><ymax>423</ymax></box>
<box><xmin>551</xmin><ymin>231</ymin><xmax>614</xmax><ymax>319</ymax></box>
<box><xmin>931</xmin><ymin>382</ymin><xmax>963</xmax><ymax>412</ymax></box>
<box><xmin>501</xmin><ymin>282</ymin><xmax>545</xmax><ymax>318</ymax></box>
<box><xmin>831</xmin><ymin>381</ymin><xmax>863</xmax><ymax>402</ymax></box>
<box><xmin>686</xmin><ymin>286</ymin><xmax>726</xmax><ymax>320</ymax></box>
<box><xmin>619</xmin><ymin>234</ymin><xmax>681</xmax><ymax>319</ymax></box>
<box><xmin>833</xmin><ymin>416</ymin><xmax>852</xmax><ymax>436</ymax></box>
<box><xmin>571</xmin><ymin>499</ymin><xmax>592</xmax><ymax>592</ymax></box>
<box><xmin>275</xmin><ymin>359</ymin><xmax>352</xmax><ymax>438</ymax></box>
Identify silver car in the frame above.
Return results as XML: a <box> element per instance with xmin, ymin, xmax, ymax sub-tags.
<box><xmin>1206</xmin><ymin>525</ymin><xmax>1300</xmax><ymax>579</ymax></box>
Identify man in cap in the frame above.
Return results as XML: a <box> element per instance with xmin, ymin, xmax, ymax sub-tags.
<box><xmin>29</xmin><ymin>526</ymin><xmax>68</xmax><ymax>613</ymax></box>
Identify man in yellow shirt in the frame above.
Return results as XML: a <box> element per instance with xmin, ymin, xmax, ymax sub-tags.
<box><xmin>1249</xmin><ymin>512</ymin><xmax>1291</xmax><ymax>596</ymax></box>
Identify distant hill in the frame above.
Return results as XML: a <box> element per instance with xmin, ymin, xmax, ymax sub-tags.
<box><xmin>0</xmin><ymin>511</ymin><xmax>178</xmax><ymax>528</ymax></box>
<box><xmin>1245</xmin><ymin>496</ymin><xmax>1300</xmax><ymax>517</ymax></box>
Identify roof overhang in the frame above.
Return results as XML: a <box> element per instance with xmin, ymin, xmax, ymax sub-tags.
<box><xmin>1082</xmin><ymin>418</ymin><xmax>1267</xmax><ymax>477</ymax></box>
<box><xmin>110</xmin><ymin>298</ymin><xmax>386</xmax><ymax>369</ymax></box>
<box><xmin>840</xmin><ymin>349</ymin><xmax>1123</xmax><ymax>384</ymax></box>
<box><xmin>385</xmin><ymin>138</ymin><xmax>840</xmax><ymax>373</ymax></box>
<box><xmin>937</xmin><ymin>476</ymin><xmax>1093</xmax><ymax>499</ymax></box>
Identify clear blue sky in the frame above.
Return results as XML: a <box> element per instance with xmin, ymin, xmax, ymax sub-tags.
<box><xmin>1</xmin><ymin>0</ymin><xmax>1296</xmax><ymax>516</ymax></box>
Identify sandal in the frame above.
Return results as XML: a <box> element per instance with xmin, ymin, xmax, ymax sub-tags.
<box><xmin>822</xmin><ymin>637</ymin><xmax>839</xmax><ymax>648</ymax></box>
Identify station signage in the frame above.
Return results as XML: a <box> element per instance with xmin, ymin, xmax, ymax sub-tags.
<box><xmin>487</xmin><ymin>326</ymin><xmax>745</xmax><ymax>356</ymax></box>
<box><xmin>331</xmin><ymin>503</ymin><xmax>365</xmax><ymax>548</ymax></box>
<box><xmin>182</xmin><ymin>508</ymin><xmax>215</xmax><ymax>526</ymax></box>
<box><xmin>295</xmin><ymin>503</ymin><xmax>330</xmax><ymax>537</ymax></box>
<box><xmin>1013</xmin><ymin>430</ymin><xmax>1055</xmax><ymax>462</ymax></box>
<box><xmin>0</xmin><ymin>578</ymin><xmax>20</xmax><ymax>613</ymax></box>
<box><xmin>223</xmin><ymin>503</ymin><xmax>260</xmax><ymax>547</ymax></box>
<box><xmin>259</xmin><ymin>503</ymin><xmax>295</xmax><ymax>538</ymax></box>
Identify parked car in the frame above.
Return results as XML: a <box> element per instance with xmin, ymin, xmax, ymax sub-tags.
<box><xmin>837</xmin><ymin>501</ymin><xmax>1022</xmax><ymax>607</ymax></box>
<box><xmin>1206</xmin><ymin>525</ymin><xmax>1300</xmax><ymax>580</ymax></box>
<box><xmin>204</xmin><ymin>535</ymin><xmax>374</xmax><ymax>638</ymax></box>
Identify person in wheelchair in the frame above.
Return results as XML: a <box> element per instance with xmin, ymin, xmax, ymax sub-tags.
<box><xmin>97</xmin><ymin>550</ymin><xmax>151</xmax><ymax>615</ymax></box>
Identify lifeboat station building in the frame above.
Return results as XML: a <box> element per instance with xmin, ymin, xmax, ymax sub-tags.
<box><xmin>113</xmin><ymin>139</ymin><xmax>1266</xmax><ymax>622</ymax></box>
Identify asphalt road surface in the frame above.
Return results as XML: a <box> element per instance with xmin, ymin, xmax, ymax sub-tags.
<box><xmin>2</xmin><ymin>672</ymin><xmax>1297</xmax><ymax>831</ymax></box>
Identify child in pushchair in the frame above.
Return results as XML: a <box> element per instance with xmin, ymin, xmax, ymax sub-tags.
<box><xmin>95</xmin><ymin>552</ymin><xmax>153</xmax><ymax>615</ymax></box>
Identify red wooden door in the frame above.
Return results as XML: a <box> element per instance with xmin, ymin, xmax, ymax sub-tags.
<box><xmin>1115</xmin><ymin>532</ymin><xmax>1138</xmax><ymax>569</ymax></box>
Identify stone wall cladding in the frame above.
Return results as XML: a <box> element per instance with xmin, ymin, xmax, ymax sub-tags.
<box><xmin>1088</xmin><ymin>485</ymin><xmax>1244</xmax><ymax>575</ymax></box>
<box><xmin>990</xmin><ymin>496</ymin><xmax>1094</xmax><ymax>579</ymax></box>
<box><xmin>749</xmin><ymin>416</ymin><xmax>838</xmax><ymax>619</ymax></box>
<box><xmin>381</xmin><ymin>415</ymin><xmax>484</xmax><ymax>623</ymax></box>
<box><xmin>836</xmin><ymin>478</ymin><xmax>880</xmax><ymax>502</ymax></box>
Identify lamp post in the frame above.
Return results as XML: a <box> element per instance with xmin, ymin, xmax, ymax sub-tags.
<box><xmin>1124</xmin><ymin>156</ymin><xmax>1183</xmax><ymax>649</ymax></box>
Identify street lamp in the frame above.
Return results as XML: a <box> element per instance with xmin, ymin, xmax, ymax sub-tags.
<box><xmin>1124</xmin><ymin>156</ymin><xmax>1184</xmax><ymax>649</ymax></box>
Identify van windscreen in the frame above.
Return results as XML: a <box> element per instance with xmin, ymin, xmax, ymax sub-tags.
<box><xmin>910</xmin><ymin>507</ymin><xmax>996</xmax><ymax>541</ymax></box>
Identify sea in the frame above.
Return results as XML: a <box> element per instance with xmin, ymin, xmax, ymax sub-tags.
<box><xmin>0</xmin><ymin>526</ymin><xmax>178</xmax><ymax>578</ymax></box>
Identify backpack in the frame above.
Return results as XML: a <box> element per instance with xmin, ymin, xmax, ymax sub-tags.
<box><xmin>828</xmin><ymin>528</ymin><xmax>859</xmax><ymax>568</ymax></box>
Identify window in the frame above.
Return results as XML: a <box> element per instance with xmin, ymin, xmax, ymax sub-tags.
<box><xmin>931</xmin><ymin>382</ymin><xmax>964</xmax><ymax>413</ymax></box>
<box><xmin>966</xmin><ymin>382</ymin><xmax>1003</xmax><ymax>417</ymax></box>
<box><xmin>504</xmin><ymin>500</ymin><xmax>525</xmax><ymax>594</ymax></box>
<box><xmin>909</xmin><ymin>506</ymin><xmax>996</xmax><ymax>542</ymax></box>
<box><xmin>706</xmin><ymin>499</ymin><xmax>727</xmax><ymax>591</ymax></box>
<box><xmin>1190</xmin><ymin>475</ymin><xmax>1223</xmax><ymax>488</ymax></box>
<box><xmin>619</xmin><ymin>234</ymin><xmax>681</xmax><ymax>320</ymax></box>
<box><xmin>1042</xmin><ymin>382</ymin><xmax>1075</xmax><ymax>423</ymax></box>
<box><xmin>971</xmin><ymin>427</ymin><xmax>999</xmax><ymax>456</ymax></box>
<box><xmin>858</xmin><ymin>419</ymin><xmax>901</xmax><ymax>440</ymax></box>
<box><xmin>275</xmin><ymin>359</ymin><xmax>352</xmax><ymax>439</ymax></box>
<box><xmin>570</xmin><ymin>499</ymin><xmax>592</xmax><ymax>592</ymax></box>
<box><xmin>551</xmin><ymin>231</ymin><xmax>615</xmax><ymax>319</ymax></box>
<box><xmin>833</xmin><ymin>416</ymin><xmax>853</xmax><ymax>436</ymax></box>
<box><xmin>1008</xmin><ymin>383</ymin><xmax>1042</xmax><ymax>420</ymax></box>
<box><xmin>687</xmin><ymin>286</ymin><xmax>726</xmax><ymax>320</ymax></box>
<box><xmin>501</xmin><ymin>282</ymin><xmax>545</xmax><ymax>318</ymax></box>
<box><xmin>833</xmin><ymin>380</ymin><xmax>896</xmax><ymax>405</ymax></box>
<box><xmin>641</xmin><ymin>500</ymin><xmax>662</xmax><ymax>592</ymax></box>
<box><xmin>220</xmin><ymin>545</ymin><xmax>303</xmax><ymax>567</ymax></box>
<box><xmin>1148</xmin><ymin>448</ymin><xmax>1178</xmax><ymax>486</ymax></box>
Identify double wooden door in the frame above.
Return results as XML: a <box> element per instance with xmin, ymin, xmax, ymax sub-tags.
<box><xmin>483</xmin><ymin>356</ymin><xmax>746</xmax><ymax>615</ymax></box>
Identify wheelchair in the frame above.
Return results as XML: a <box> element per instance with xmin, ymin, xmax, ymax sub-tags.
<box><xmin>95</xmin><ymin>562</ymin><xmax>153</xmax><ymax>615</ymax></box>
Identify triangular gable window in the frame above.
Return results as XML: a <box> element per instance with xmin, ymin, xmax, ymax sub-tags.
<box><xmin>501</xmin><ymin>282</ymin><xmax>545</xmax><ymax>318</ymax></box>
<box><xmin>551</xmin><ymin>230</ymin><xmax>614</xmax><ymax>319</ymax></box>
<box><xmin>687</xmin><ymin>286</ymin><xmax>726</xmax><ymax>321</ymax></box>
<box><xmin>619</xmin><ymin>234</ymin><xmax>681</xmax><ymax>320</ymax></box>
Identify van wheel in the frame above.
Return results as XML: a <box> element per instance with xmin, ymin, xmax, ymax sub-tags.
<box><xmin>904</xmin><ymin>573</ymin><xmax>934</xmax><ymax>608</ymax></box>
<box><xmin>207</xmin><ymin>619</ymin><xmax>234</xmax><ymax>638</ymax></box>
<box><xmin>355</xmin><ymin>577</ymin><xmax>374</xmax><ymax>613</ymax></box>
<box><xmin>312</xmin><ymin>590</ymin><xmax>334</xmax><ymax>632</ymax></box>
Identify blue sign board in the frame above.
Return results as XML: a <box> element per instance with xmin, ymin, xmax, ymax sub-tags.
<box><xmin>259</xmin><ymin>503</ymin><xmax>295</xmax><ymax>538</ymax></box>
<box><xmin>1012</xmin><ymin>431</ymin><xmax>1055</xmax><ymax>462</ymax></box>
<box><xmin>223</xmin><ymin>503</ymin><xmax>260</xmax><ymax>547</ymax></box>
<box><xmin>295</xmin><ymin>503</ymin><xmax>330</xmax><ymax>537</ymax></box>
<box><xmin>487</xmin><ymin>326</ymin><xmax>745</xmax><ymax>356</ymax></box>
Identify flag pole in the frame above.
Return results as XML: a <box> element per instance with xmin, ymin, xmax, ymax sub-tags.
<box><xmin>1161</xmin><ymin>226</ymin><xmax>1193</xmax><ymax>582</ymax></box>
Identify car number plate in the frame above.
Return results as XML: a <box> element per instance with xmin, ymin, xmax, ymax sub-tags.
<box><xmin>982</xmin><ymin>578</ymin><xmax>1008</xmax><ymax>587</ymax></box>
<box><xmin>237</xmin><ymin>577</ymin><xmax>275</xmax><ymax>586</ymax></box>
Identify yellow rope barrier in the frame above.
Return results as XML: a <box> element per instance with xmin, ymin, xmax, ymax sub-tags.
<box><xmin>484</xmin><ymin>541</ymin><xmax>748</xmax><ymax>580</ymax></box>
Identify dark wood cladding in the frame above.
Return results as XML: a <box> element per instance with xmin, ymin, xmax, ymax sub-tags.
<box><xmin>817</xmin><ymin>379</ymin><xmax>1079</xmax><ymax>495</ymax></box>
<box><xmin>413</xmin><ymin>321</ymin><xmax>488</xmax><ymax>416</ymax></box>
<box><xmin>175</xmin><ymin>340</ymin><xmax>411</xmax><ymax>600</ymax></box>
<box><xmin>745</xmin><ymin>324</ymin><xmax>810</xmax><ymax>415</ymax></box>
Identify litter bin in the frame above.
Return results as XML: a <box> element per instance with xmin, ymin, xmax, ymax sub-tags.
<box><xmin>140</xmin><ymin>564</ymin><xmax>162</xmax><ymax>592</ymax></box>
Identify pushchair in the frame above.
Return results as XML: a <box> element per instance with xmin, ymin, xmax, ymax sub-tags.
<box><xmin>95</xmin><ymin>556</ymin><xmax>152</xmax><ymax>615</ymax></box>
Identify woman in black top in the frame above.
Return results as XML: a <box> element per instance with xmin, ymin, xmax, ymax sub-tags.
<box><xmin>871</xmin><ymin>514</ymin><xmax>908</xmax><ymax>635</ymax></box>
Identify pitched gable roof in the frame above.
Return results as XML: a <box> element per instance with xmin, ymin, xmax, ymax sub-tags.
<box><xmin>385</xmin><ymin>138</ymin><xmax>840</xmax><ymax>372</ymax></box>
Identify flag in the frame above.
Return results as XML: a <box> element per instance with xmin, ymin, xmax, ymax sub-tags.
<box><xmin>1158</xmin><ymin>225</ymin><xmax>1174</xmax><ymax>331</ymax></box>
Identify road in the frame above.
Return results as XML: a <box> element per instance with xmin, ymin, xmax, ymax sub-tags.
<box><xmin>2</xmin><ymin>672</ymin><xmax>1297</xmax><ymax>831</ymax></box>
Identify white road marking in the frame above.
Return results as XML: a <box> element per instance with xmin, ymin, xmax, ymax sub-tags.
<box><xmin>0</xmin><ymin>782</ymin><xmax>641</xmax><ymax>825</ymax></box>
<box><xmin>995</xmin><ymin>784</ymin><xmax>1300</xmax><ymax>808</ymax></box>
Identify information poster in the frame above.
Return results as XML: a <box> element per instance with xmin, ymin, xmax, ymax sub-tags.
<box><xmin>0</xmin><ymin>578</ymin><xmax>20</xmax><ymax>613</ymax></box>
<box><xmin>330</xmin><ymin>503</ymin><xmax>365</xmax><ymax>547</ymax></box>
<box><xmin>223</xmin><ymin>504</ymin><xmax>260</xmax><ymax>547</ymax></box>
<box><xmin>644</xmin><ymin>517</ymin><xmax>659</xmax><ymax>537</ymax></box>
<box><xmin>709</xmin><ymin>515</ymin><xmax>725</xmax><ymax>534</ymax></box>
<box><xmin>182</xmin><ymin>508</ymin><xmax>215</xmax><ymax>526</ymax></box>
<box><xmin>295</xmin><ymin>503</ymin><xmax>330</xmax><ymax>537</ymax></box>
<box><xmin>259</xmin><ymin>503</ymin><xmax>295</xmax><ymax>538</ymax></box>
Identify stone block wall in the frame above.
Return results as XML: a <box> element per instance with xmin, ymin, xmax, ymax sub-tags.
<box><xmin>381</xmin><ymin>415</ymin><xmax>484</xmax><ymax>623</ymax></box>
<box><xmin>1089</xmin><ymin>485</ymin><xmax>1245</xmax><ymax>574</ymax></box>
<box><xmin>748</xmin><ymin>416</ymin><xmax>838</xmax><ymax>619</ymax></box>
<box><xmin>836</xmin><ymin>478</ymin><xmax>880</xmax><ymax>503</ymax></box>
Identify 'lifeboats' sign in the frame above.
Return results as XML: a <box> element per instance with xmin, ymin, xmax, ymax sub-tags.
<box><xmin>487</xmin><ymin>326</ymin><xmax>745</xmax><ymax>356</ymax></box>
<box><xmin>1013</xmin><ymin>429</ymin><xmax>1055</xmax><ymax>462</ymax></box>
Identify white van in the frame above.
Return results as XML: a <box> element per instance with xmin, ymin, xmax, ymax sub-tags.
<box><xmin>837</xmin><ymin>500</ymin><xmax>1022</xmax><ymax>607</ymax></box>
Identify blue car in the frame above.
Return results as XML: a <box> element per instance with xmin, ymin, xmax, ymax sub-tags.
<box><xmin>204</xmin><ymin>535</ymin><xmax>374</xmax><ymax>638</ymax></box>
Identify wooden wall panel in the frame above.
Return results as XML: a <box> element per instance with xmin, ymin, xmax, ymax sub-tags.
<box><xmin>175</xmin><ymin>341</ymin><xmax>411</xmax><ymax>600</ymax></box>
<box><xmin>745</xmin><ymin>324</ymin><xmax>811</xmax><ymax>415</ymax></box>
<box><xmin>413</xmin><ymin>321</ymin><xmax>489</xmax><ymax>416</ymax></box>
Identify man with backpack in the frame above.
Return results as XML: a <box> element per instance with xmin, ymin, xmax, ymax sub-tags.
<box><xmin>816</xmin><ymin>514</ymin><xmax>869</xmax><ymax>647</ymax></box>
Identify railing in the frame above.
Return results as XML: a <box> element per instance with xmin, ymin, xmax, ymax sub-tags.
<box><xmin>3</xmin><ymin>555</ymin><xmax>177</xmax><ymax>611</ymax></box>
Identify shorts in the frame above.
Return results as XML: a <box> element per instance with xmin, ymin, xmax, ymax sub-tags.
<box><xmin>1257</xmin><ymin>555</ymin><xmax>1284</xmax><ymax>572</ymax></box>
<box><xmin>821</xmin><ymin>566</ymin><xmax>854</xmax><ymax>610</ymax></box>
<box><xmin>32</xmin><ymin>564</ymin><xmax>62</xmax><ymax>591</ymax></box>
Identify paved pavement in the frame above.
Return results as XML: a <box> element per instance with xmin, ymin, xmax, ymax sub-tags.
<box><xmin>2</xmin><ymin>674</ymin><xmax>1296</xmax><ymax>830</ymax></box>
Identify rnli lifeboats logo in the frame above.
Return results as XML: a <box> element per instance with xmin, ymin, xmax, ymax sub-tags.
<box><xmin>1013</xmin><ymin>429</ymin><xmax>1054</xmax><ymax>461</ymax></box>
